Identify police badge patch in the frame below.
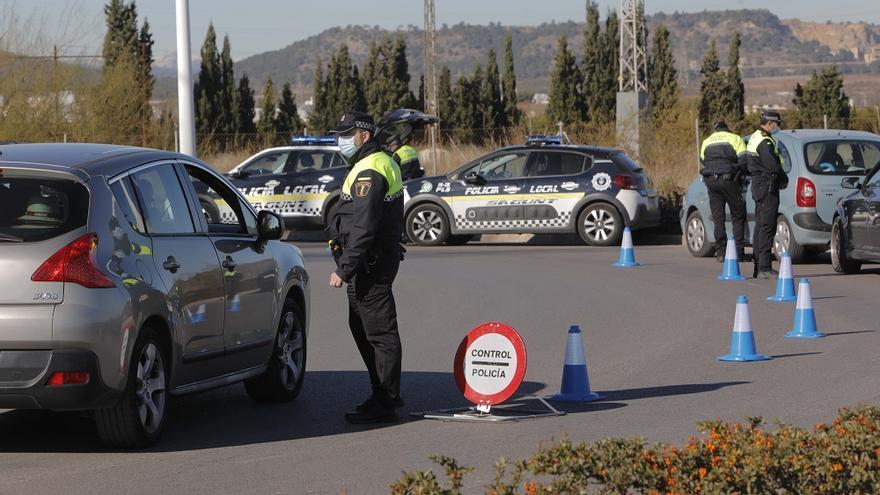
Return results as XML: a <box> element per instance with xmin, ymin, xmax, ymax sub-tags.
<box><xmin>354</xmin><ymin>179</ymin><xmax>372</xmax><ymax>197</ymax></box>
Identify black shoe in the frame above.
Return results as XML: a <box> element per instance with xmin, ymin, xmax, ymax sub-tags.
<box><xmin>355</xmin><ymin>395</ymin><xmax>405</xmax><ymax>413</ymax></box>
<box><xmin>345</xmin><ymin>401</ymin><xmax>398</xmax><ymax>424</ymax></box>
<box><xmin>756</xmin><ymin>269</ymin><xmax>779</xmax><ymax>279</ymax></box>
<box><xmin>715</xmin><ymin>253</ymin><xmax>725</xmax><ymax>262</ymax></box>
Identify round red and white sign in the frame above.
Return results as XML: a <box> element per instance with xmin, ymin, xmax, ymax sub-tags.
<box><xmin>454</xmin><ymin>322</ymin><xmax>527</xmax><ymax>406</ymax></box>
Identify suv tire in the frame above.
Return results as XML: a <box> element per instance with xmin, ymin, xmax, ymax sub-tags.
<box><xmin>831</xmin><ymin>218</ymin><xmax>862</xmax><ymax>274</ymax></box>
<box><xmin>245</xmin><ymin>299</ymin><xmax>307</xmax><ymax>402</ymax></box>
<box><xmin>774</xmin><ymin>216</ymin><xmax>804</xmax><ymax>262</ymax></box>
<box><xmin>95</xmin><ymin>327</ymin><xmax>168</xmax><ymax>448</ymax></box>
<box><xmin>406</xmin><ymin>203</ymin><xmax>450</xmax><ymax>246</ymax></box>
<box><xmin>577</xmin><ymin>203</ymin><xmax>623</xmax><ymax>246</ymax></box>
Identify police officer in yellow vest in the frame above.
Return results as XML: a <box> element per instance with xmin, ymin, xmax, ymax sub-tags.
<box><xmin>700</xmin><ymin>121</ymin><xmax>748</xmax><ymax>262</ymax></box>
<box><xmin>328</xmin><ymin>112</ymin><xmax>405</xmax><ymax>423</ymax></box>
<box><xmin>746</xmin><ymin>110</ymin><xmax>788</xmax><ymax>279</ymax></box>
<box><xmin>389</xmin><ymin>140</ymin><xmax>425</xmax><ymax>181</ymax></box>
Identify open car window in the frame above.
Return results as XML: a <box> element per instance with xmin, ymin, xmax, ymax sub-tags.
<box><xmin>185</xmin><ymin>165</ymin><xmax>257</xmax><ymax>235</ymax></box>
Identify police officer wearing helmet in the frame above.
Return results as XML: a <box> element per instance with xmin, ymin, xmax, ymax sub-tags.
<box><xmin>700</xmin><ymin>121</ymin><xmax>748</xmax><ymax>262</ymax></box>
<box><xmin>327</xmin><ymin>112</ymin><xmax>405</xmax><ymax>423</ymax></box>
<box><xmin>746</xmin><ymin>110</ymin><xmax>788</xmax><ymax>279</ymax></box>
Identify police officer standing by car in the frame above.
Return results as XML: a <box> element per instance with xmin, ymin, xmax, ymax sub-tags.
<box><xmin>327</xmin><ymin>112</ymin><xmax>406</xmax><ymax>424</ymax></box>
<box><xmin>700</xmin><ymin>121</ymin><xmax>748</xmax><ymax>262</ymax></box>
<box><xmin>746</xmin><ymin>110</ymin><xmax>788</xmax><ymax>279</ymax></box>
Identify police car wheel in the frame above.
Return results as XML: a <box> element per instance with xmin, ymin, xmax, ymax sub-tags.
<box><xmin>685</xmin><ymin>211</ymin><xmax>713</xmax><ymax>257</ymax></box>
<box><xmin>577</xmin><ymin>203</ymin><xmax>623</xmax><ymax>246</ymax></box>
<box><xmin>406</xmin><ymin>204</ymin><xmax>450</xmax><ymax>246</ymax></box>
<box><xmin>244</xmin><ymin>299</ymin><xmax>307</xmax><ymax>402</ymax></box>
<box><xmin>773</xmin><ymin>216</ymin><xmax>804</xmax><ymax>262</ymax></box>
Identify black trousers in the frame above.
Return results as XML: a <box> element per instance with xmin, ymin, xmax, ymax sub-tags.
<box><xmin>345</xmin><ymin>254</ymin><xmax>402</xmax><ymax>404</ymax></box>
<box><xmin>753</xmin><ymin>191</ymin><xmax>780</xmax><ymax>273</ymax></box>
<box><xmin>705</xmin><ymin>177</ymin><xmax>746</xmax><ymax>257</ymax></box>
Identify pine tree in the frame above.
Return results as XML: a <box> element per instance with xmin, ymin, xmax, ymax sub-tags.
<box><xmin>648</xmin><ymin>24</ymin><xmax>678</xmax><ymax>121</ymax></box>
<box><xmin>135</xmin><ymin>18</ymin><xmax>155</xmax><ymax>135</ymax></box>
<box><xmin>257</xmin><ymin>77</ymin><xmax>277</xmax><ymax>139</ymax></box>
<box><xmin>102</xmin><ymin>0</ymin><xmax>138</xmax><ymax>69</ymax></box>
<box><xmin>219</xmin><ymin>35</ymin><xmax>237</xmax><ymax>137</ymax></box>
<box><xmin>792</xmin><ymin>66</ymin><xmax>850</xmax><ymax>128</ymax></box>
<box><xmin>698</xmin><ymin>40</ymin><xmax>725</xmax><ymax>132</ymax></box>
<box><xmin>236</xmin><ymin>74</ymin><xmax>256</xmax><ymax>135</ymax></box>
<box><xmin>276</xmin><ymin>82</ymin><xmax>302</xmax><ymax>135</ymax></box>
<box><xmin>548</xmin><ymin>36</ymin><xmax>581</xmax><ymax>125</ymax></box>
<box><xmin>437</xmin><ymin>65</ymin><xmax>453</xmax><ymax>129</ymax></box>
<box><xmin>581</xmin><ymin>1</ymin><xmax>603</xmax><ymax>123</ymax></box>
<box><xmin>194</xmin><ymin>23</ymin><xmax>222</xmax><ymax>135</ymax></box>
<box><xmin>481</xmin><ymin>48</ymin><xmax>503</xmax><ymax>131</ymax></box>
<box><xmin>502</xmin><ymin>34</ymin><xmax>520</xmax><ymax>126</ymax></box>
<box><xmin>724</xmin><ymin>33</ymin><xmax>745</xmax><ymax>129</ymax></box>
<box><xmin>599</xmin><ymin>9</ymin><xmax>620</xmax><ymax>123</ymax></box>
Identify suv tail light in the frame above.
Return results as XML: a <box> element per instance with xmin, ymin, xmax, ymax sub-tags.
<box><xmin>31</xmin><ymin>233</ymin><xmax>115</xmax><ymax>288</ymax></box>
<box><xmin>46</xmin><ymin>371</ymin><xmax>90</xmax><ymax>386</ymax></box>
<box><xmin>796</xmin><ymin>177</ymin><xmax>816</xmax><ymax>208</ymax></box>
<box><xmin>613</xmin><ymin>175</ymin><xmax>639</xmax><ymax>190</ymax></box>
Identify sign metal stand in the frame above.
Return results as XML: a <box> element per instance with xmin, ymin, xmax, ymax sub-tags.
<box><xmin>415</xmin><ymin>322</ymin><xmax>565</xmax><ymax>423</ymax></box>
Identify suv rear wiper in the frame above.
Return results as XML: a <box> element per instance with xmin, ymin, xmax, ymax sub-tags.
<box><xmin>0</xmin><ymin>233</ymin><xmax>24</xmax><ymax>242</ymax></box>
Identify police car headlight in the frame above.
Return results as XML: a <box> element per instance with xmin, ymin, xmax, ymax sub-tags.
<box><xmin>403</xmin><ymin>188</ymin><xmax>411</xmax><ymax>204</ymax></box>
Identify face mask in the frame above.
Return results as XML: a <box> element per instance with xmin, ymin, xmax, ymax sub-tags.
<box><xmin>338</xmin><ymin>135</ymin><xmax>359</xmax><ymax>159</ymax></box>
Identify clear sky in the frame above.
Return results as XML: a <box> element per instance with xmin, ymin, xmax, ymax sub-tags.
<box><xmin>4</xmin><ymin>0</ymin><xmax>880</xmax><ymax>62</ymax></box>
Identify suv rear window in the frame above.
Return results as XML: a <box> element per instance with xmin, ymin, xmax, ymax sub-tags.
<box><xmin>0</xmin><ymin>177</ymin><xmax>89</xmax><ymax>242</ymax></box>
<box><xmin>804</xmin><ymin>140</ymin><xmax>880</xmax><ymax>176</ymax></box>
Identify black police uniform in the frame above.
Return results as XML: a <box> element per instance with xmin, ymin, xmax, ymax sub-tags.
<box><xmin>746</xmin><ymin>126</ymin><xmax>788</xmax><ymax>277</ymax></box>
<box><xmin>328</xmin><ymin>127</ymin><xmax>405</xmax><ymax>422</ymax></box>
<box><xmin>700</xmin><ymin>126</ymin><xmax>748</xmax><ymax>259</ymax></box>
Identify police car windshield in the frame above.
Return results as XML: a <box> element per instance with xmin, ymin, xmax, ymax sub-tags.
<box><xmin>241</xmin><ymin>150</ymin><xmax>345</xmax><ymax>175</ymax></box>
<box><xmin>454</xmin><ymin>152</ymin><xmax>528</xmax><ymax>180</ymax></box>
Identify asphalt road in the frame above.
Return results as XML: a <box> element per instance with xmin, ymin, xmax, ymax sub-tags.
<box><xmin>1</xmin><ymin>237</ymin><xmax>878</xmax><ymax>494</ymax></box>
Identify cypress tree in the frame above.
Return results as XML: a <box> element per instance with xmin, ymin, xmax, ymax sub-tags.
<box><xmin>363</xmin><ymin>39</ymin><xmax>383</xmax><ymax>118</ymax></box>
<box><xmin>482</xmin><ymin>48</ymin><xmax>503</xmax><ymax>131</ymax></box>
<box><xmin>698</xmin><ymin>40</ymin><xmax>725</xmax><ymax>132</ymax></box>
<box><xmin>276</xmin><ymin>82</ymin><xmax>302</xmax><ymax>135</ymax></box>
<box><xmin>236</xmin><ymin>74</ymin><xmax>256</xmax><ymax>135</ymax></box>
<box><xmin>599</xmin><ymin>9</ymin><xmax>620</xmax><ymax>123</ymax></box>
<box><xmin>325</xmin><ymin>44</ymin><xmax>366</xmax><ymax>121</ymax></box>
<box><xmin>388</xmin><ymin>35</ymin><xmax>415</xmax><ymax>109</ymax></box>
<box><xmin>437</xmin><ymin>65</ymin><xmax>453</xmax><ymax>129</ymax></box>
<box><xmin>648</xmin><ymin>24</ymin><xmax>678</xmax><ymax>122</ymax></box>
<box><xmin>135</xmin><ymin>18</ymin><xmax>155</xmax><ymax>135</ymax></box>
<box><xmin>418</xmin><ymin>74</ymin><xmax>425</xmax><ymax>112</ymax></box>
<box><xmin>219</xmin><ymin>35</ymin><xmax>237</xmax><ymax>137</ymax></box>
<box><xmin>194</xmin><ymin>23</ymin><xmax>222</xmax><ymax>135</ymax></box>
<box><xmin>502</xmin><ymin>34</ymin><xmax>520</xmax><ymax>126</ymax></box>
<box><xmin>309</xmin><ymin>58</ymin><xmax>331</xmax><ymax>133</ymax></box>
<box><xmin>724</xmin><ymin>33</ymin><xmax>745</xmax><ymax>129</ymax></box>
<box><xmin>581</xmin><ymin>1</ymin><xmax>603</xmax><ymax>124</ymax></box>
<box><xmin>452</xmin><ymin>70</ymin><xmax>482</xmax><ymax>141</ymax></box>
<box><xmin>548</xmin><ymin>36</ymin><xmax>581</xmax><ymax>125</ymax></box>
<box><xmin>792</xmin><ymin>66</ymin><xmax>850</xmax><ymax>128</ymax></box>
<box><xmin>257</xmin><ymin>77</ymin><xmax>276</xmax><ymax>139</ymax></box>
<box><xmin>102</xmin><ymin>0</ymin><xmax>138</xmax><ymax>70</ymax></box>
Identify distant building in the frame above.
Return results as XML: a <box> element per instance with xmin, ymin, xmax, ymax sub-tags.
<box><xmin>531</xmin><ymin>93</ymin><xmax>549</xmax><ymax>105</ymax></box>
<box><xmin>866</xmin><ymin>45</ymin><xmax>880</xmax><ymax>64</ymax></box>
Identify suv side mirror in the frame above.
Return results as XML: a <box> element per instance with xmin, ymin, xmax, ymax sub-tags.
<box><xmin>257</xmin><ymin>210</ymin><xmax>285</xmax><ymax>242</ymax></box>
<box><xmin>840</xmin><ymin>177</ymin><xmax>861</xmax><ymax>190</ymax></box>
<box><xmin>464</xmin><ymin>172</ymin><xmax>486</xmax><ymax>186</ymax></box>
<box><xmin>228</xmin><ymin>169</ymin><xmax>246</xmax><ymax>179</ymax></box>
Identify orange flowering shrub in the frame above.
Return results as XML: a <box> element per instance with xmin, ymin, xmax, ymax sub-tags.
<box><xmin>391</xmin><ymin>406</ymin><xmax>880</xmax><ymax>494</ymax></box>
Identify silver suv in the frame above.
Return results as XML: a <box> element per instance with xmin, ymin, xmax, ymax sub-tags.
<box><xmin>0</xmin><ymin>144</ymin><xmax>310</xmax><ymax>447</ymax></box>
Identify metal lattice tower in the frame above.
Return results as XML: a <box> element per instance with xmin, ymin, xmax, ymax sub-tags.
<box><xmin>618</xmin><ymin>0</ymin><xmax>647</xmax><ymax>93</ymax></box>
<box><xmin>423</xmin><ymin>0</ymin><xmax>437</xmax><ymax>116</ymax></box>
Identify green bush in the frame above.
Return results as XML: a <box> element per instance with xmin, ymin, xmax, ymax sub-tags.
<box><xmin>390</xmin><ymin>405</ymin><xmax>880</xmax><ymax>494</ymax></box>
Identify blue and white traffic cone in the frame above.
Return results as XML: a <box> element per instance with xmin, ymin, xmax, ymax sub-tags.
<box><xmin>785</xmin><ymin>278</ymin><xmax>826</xmax><ymax>339</ymax></box>
<box><xmin>550</xmin><ymin>325</ymin><xmax>603</xmax><ymax>402</ymax></box>
<box><xmin>612</xmin><ymin>227</ymin><xmax>640</xmax><ymax>267</ymax></box>
<box><xmin>717</xmin><ymin>237</ymin><xmax>746</xmax><ymax>281</ymax></box>
<box><xmin>187</xmin><ymin>304</ymin><xmax>207</xmax><ymax>324</ymax></box>
<box><xmin>767</xmin><ymin>252</ymin><xmax>797</xmax><ymax>301</ymax></box>
<box><xmin>229</xmin><ymin>294</ymin><xmax>241</xmax><ymax>312</ymax></box>
<box><xmin>718</xmin><ymin>296</ymin><xmax>771</xmax><ymax>362</ymax></box>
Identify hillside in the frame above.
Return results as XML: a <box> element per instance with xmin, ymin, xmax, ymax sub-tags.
<box><xmin>233</xmin><ymin>9</ymin><xmax>880</xmax><ymax>95</ymax></box>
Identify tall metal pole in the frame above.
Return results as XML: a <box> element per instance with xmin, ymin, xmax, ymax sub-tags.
<box><xmin>175</xmin><ymin>0</ymin><xmax>196</xmax><ymax>157</ymax></box>
<box><xmin>424</xmin><ymin>0</ymin><xmax>438</xmax><ymax>176</ymax></box>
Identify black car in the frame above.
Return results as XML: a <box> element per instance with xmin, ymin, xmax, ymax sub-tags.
<box><xmin>402</xmin><ymin>136</ymin><xmax>661</xmax><ymax>246</ymax></box>
<box><xmin>831</xmin><ymin>160</ymin><xmax>880</xmax><ymax>273</ymax></box>
<box><xmin>199</xmin><ymin>109</ymin><xmax>437</xmax><ymax>231</ymax></box>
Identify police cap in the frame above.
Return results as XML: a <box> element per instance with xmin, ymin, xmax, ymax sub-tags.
<box><xmin>329</xmin><ymin>112</ymin><xmax>377</xmax><ymax>135</ymax></box>
<box><xmin>760</xmin><ymin>110</ymin><xmax>783</xmax><ymax>125</ymax></box>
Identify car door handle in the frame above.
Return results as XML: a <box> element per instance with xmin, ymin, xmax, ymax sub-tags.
<box><xmin>222</xmin><ymin>256</ymin><xmax>237</xmax><ymax>272</ymax></box>
<box><xmin>162</xmin><ymin>256</ymin><xmax>180</xmax><ymax>273</ymax></box>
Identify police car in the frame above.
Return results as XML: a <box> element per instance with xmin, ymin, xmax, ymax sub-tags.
<box><xmin>198</xmin><ymin>109</ymin><xmax>438</xmax><ymax>230</ymax></box>
<box><xmin>403</xmin><ymin>136</ymin><xmax>661</xmax><ymax>246</ymax></box>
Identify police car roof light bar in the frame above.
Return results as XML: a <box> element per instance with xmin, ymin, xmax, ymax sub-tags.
<box><xmin>525</xmin><ymin>135</ymin><xmax>564</xmax><ymax>146</ymax></box>
<box><xmin>291</xmin><ymin>135</ymin><xmax>337</xmax><ymax>146</ymax></box>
